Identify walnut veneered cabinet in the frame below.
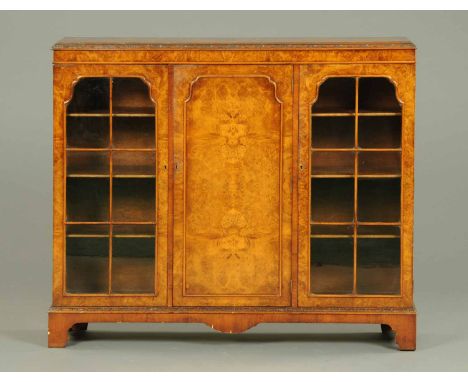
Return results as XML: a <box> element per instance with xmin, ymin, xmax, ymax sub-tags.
<box><xmin>49</xmin><ymin>38</ymin><xmax>416</xmax><ymax>350</ymax></box>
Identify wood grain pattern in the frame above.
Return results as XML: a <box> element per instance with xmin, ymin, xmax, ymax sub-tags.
<box><xmin>48</xmin><ymin>306</ymin><xmax>416</xmax><ymax>350</ymax></box>
<box><xmin>172</xmin><ymin>66</ymin><xmax>292</xmax><ymax>306</ymax></box>
<box><xmin>54</xmin><ymin>49</ymin><xmax>415</xmax><ymax>65</ymax></box>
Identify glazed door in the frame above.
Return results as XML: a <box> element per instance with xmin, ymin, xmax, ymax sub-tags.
<box><xmin>52</xmin><ymin>65</ymin><xmax>169</xmax><ymax>306</ymax></box>
<box><xmin>298</xmin><ymin>64</ymin><xmax>415</xmax><ymax>308</ymax></box>
<box><xmin>173</xmin><ymin>65</ymin><xmax>293</xmax><ymax>306</ymax></box>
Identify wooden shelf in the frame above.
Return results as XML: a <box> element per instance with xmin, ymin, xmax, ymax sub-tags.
<box><xmin>67</xmin><ymin>234</ymin><xmax>108</xmax><ymax>238</ymax></box>
<box><xmin>312</xmin><ymin>112</ymin><xmax>355</xmax><ymax>117</ymax></box>
<box><xmin>67</xmin><ymin>113</ymin><xmax>109</xmax><ymax>117</ymax></box>
<box><xmin>67</xmin><ymin>174</ymin><xmax>156</xmax><ymax>178</ymax></box>
<box><xmin>66</xmin><ymin>148</ymin><xmax>156</xmax><ymax>152</ymax></box>
<box><xmin>358</xmin><ymin>174</ymin><xmax>401</xmax><ymax>178</ymax></box>
<box><xmin>358</xmin><ymin>112</ymin><xmax>401</xmax><ymax>117</ymax></box>
<box><xmin>311</xmin><ymin>148</ymin><xmax>355</xmax><ymax>152</ymax></box>
<box><xmin>311</xmin><ymin>174</ymin><xmax>401</xmax><ymax>178</ymax></box>
<box><xmin>311</xmin><ymin>221</ymin><xmax>353</xmax><ymax>226</ymax></box>
<box><xmin>113</xmin><ymin>175</ymin><xmax>155</xmax><ymax>178</ymax></box>
<box><xmin>113</xmin><ymin>234</ymin><xmax>155</xmax><ymax>238</ymax></box>
<box><xmin>311</xmin><ymin>234</ymin><xmax>352</xmax><ymax>238</ymax></box>
<box><xmin>311</xmin><ymin>221</ymin><xmax>400</xmax><ymax>226</ymax></box>
<box><xmin>311</xmin><ymin>148</ymin><xmax>402</xmax><ymax>152</ymax></box>
<box><xmin>67</xmin><ymin>113</ymin><xmax>155</xmax><ymax>117</ymax></box>
<box><xmin>313</xmin><ymin>112</ymin><xmax>401</xmax><ymax>117</ymax></box>
<box><xmin>113</xmin><ymin>113</ymin><xmax>155</xmax><ymax>117</ymax></box>
<box><xmin>311</xmin><ymin>174</ymin><xmax>354</xmax><ymax>178</ymax></box>
<box><xmin>66</xmin><ymin>234</ymin><xmax>155</xmax><ymax>238</ymax></box>
<box><xmin>67</xmin><ymin>174</ymin><xmax>109</xmax><ymax>178</ymax></box>
<box><xmin>311</xmin><ymin>234</ymin><xmax>399</xmax><ymax>238</ymax></box>
<box><xmin>66</xmin><ymin>221</ymin><xmax>156</xmax><ymax>225</ymax></box>
<box><xmin>358</xmin><ymin>221</ymin><xmax>400</xmax><ymax>226</ymax></box>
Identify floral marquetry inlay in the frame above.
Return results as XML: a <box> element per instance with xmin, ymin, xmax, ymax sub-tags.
<box><xmin>182</xmin><ymin>74</ymin><xmax>284</xmax><ymax>296</ymax></box>
<box><xmin>219</xmin><ymin>111</ymin><xmax>248</xmax><ymax>164</ymax></box>
<box><xmin>217</xmin><ymin>209</ymin><xmax>250</xmax><ymax>260</ymax></box>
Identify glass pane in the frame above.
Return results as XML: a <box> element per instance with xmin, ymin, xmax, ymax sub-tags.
<box><xmin>67</xmin><ymin>151</ymin><xmax>109</xmax><ymax>176</ymax></box>
<box><xmin>358</xmin><ymin>179</ymin><xmax>400</xmax><ymax>222</ymax></box>
<box><xmin>67</xmin><ymin>78</ymin><xmax>110</xmax><ymax>114</ymax></box>
<box><xmin>310</xmin><ymin>238</ymin><xmax>354</xmax><ymax>294</ymax></box>
<box><xmin>358</xmin><ymin>116</ymin><xmax>401</xmax><ymax>148</ymax></box>
<box><xmin>113</xmin><ymin>151</ymin><xmax>155</xmax><ymax>177</ymax></box>
<box><xmin>311</xmin><ymin>178</ymin><xmax>354</xmax><ymax>222</ymax></box>
<box><xmin>358</xmin><ymin>77</ymin><xmax>401</xmax><ymax>113</ymax></box>
<box><xmin>112</xmin><ymin>117</ymin><xmax>155</xmax><ymax>149</ymax></box>
<box><xmin>66</xmin><ymin>117</ymin><xmax>109</xmax><ymax>148</ymax></box>
<box><xmin>66</xmin><ymin>225</ymin><xmax>109</xmax><ymax>293</ymax></box>
<box><xmin>66</xmin><ymin>178</ymin><xmax>109</xmax><ymax>221</ymax></box>
<box><xmin>111</xmin><ymin>225</ymin><xmax>155</xmax><ymax>294</ymax></box>
<box><xmin>357</xmin><ymin>238</ymin><xmax>400</xmax><ymax>294</ymax></box>
<box><xmin>357</xmin><ymin>225</ymin><xmax>400</xmax><ymax>236</ymax></box>
<box><xmin>113</xmin><ymin>77</ymin><xmax>154</xmax><ymax>114</ymax></box>
<box><xmin>66</xmin><ymin>224</ymin><xmax>109</xmax><ymax>236</ymax></box>
<box><xmin>358</xmin><ymin>151</ymin><xmax>401</xmax><ymax>176</ymax></box>
<box><xmin>112</xmin><ymin>178</ymin><xmax>155</xmax><ymax>222</ymax></box>
<box><xmin>311</xmin><ymin>224</ymin><xmax>353</xmax><ymax>236</ymax></box>
<box><xmin>311</xmin><ymin>117</ymin><xmax>354</xmax><ymax>148</ymax></box>
<box><xmin>312</xmin><ymin>78</ymin><xmax>355</xmax><ymax>113</ymax></box>
<box><xmin>312</xmin><ymin>151</ymin><xmax>354</xmax><ymax>176</ymax></box>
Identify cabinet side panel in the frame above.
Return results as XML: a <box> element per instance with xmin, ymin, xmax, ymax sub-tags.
<box><xmin>52</xmin><ymin>66</ymin><xmax>66</xmax><ymax>305</ymax></box>
<box><xmin>400</xmin><ymin>65</ymin><xmax>415</xmax><ymax>304</ymax></box>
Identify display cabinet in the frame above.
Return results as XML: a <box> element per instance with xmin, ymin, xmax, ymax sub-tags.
<box><xmin>50</xmin><ymin>38</ymin><xmax>416</xmax><ymax>350</ymax></box>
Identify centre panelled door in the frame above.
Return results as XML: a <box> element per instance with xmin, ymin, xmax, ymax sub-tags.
<box><xmin>172</xmin><ymin>65</ymin><xmax>293</xmax><ymax>307</ymax></box>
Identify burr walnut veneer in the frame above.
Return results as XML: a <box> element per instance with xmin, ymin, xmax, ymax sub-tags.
<box><xmin>50</xmin><ymin>38</ymin><xmax>416</xmax><ymax>350</ymax></box>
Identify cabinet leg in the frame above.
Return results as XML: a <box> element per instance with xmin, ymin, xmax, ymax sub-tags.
<box><xmin>386</xmin><ymin>315</ymin><xmax>416</xmax><ymax>351</ymax></box>
<box><xmin>48</xmin><ymin>314</ymin><xmax>70</xmax><ymax>348</ymax></box>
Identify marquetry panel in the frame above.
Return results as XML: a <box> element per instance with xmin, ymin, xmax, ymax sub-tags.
<box><xmin>173</xmin><ymin>65</ymin><xmax>293</xmax><ymax>306</ymax></box>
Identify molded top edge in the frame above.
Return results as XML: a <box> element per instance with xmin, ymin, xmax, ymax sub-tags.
<box><xmin>53</xmin><ymin>37</ymin><xmax>416</xmax><ymax>50</ymax></box>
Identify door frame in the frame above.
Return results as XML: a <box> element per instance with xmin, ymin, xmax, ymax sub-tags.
<box><xmin>52</xmin><ymin>64</ymin><xmax>169</xmax><ymax>307</ymax></box>
<box><xmin>297</xmin><ymin>64</ymin><xmax>415</xmax><ymax>308</ymax></box>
